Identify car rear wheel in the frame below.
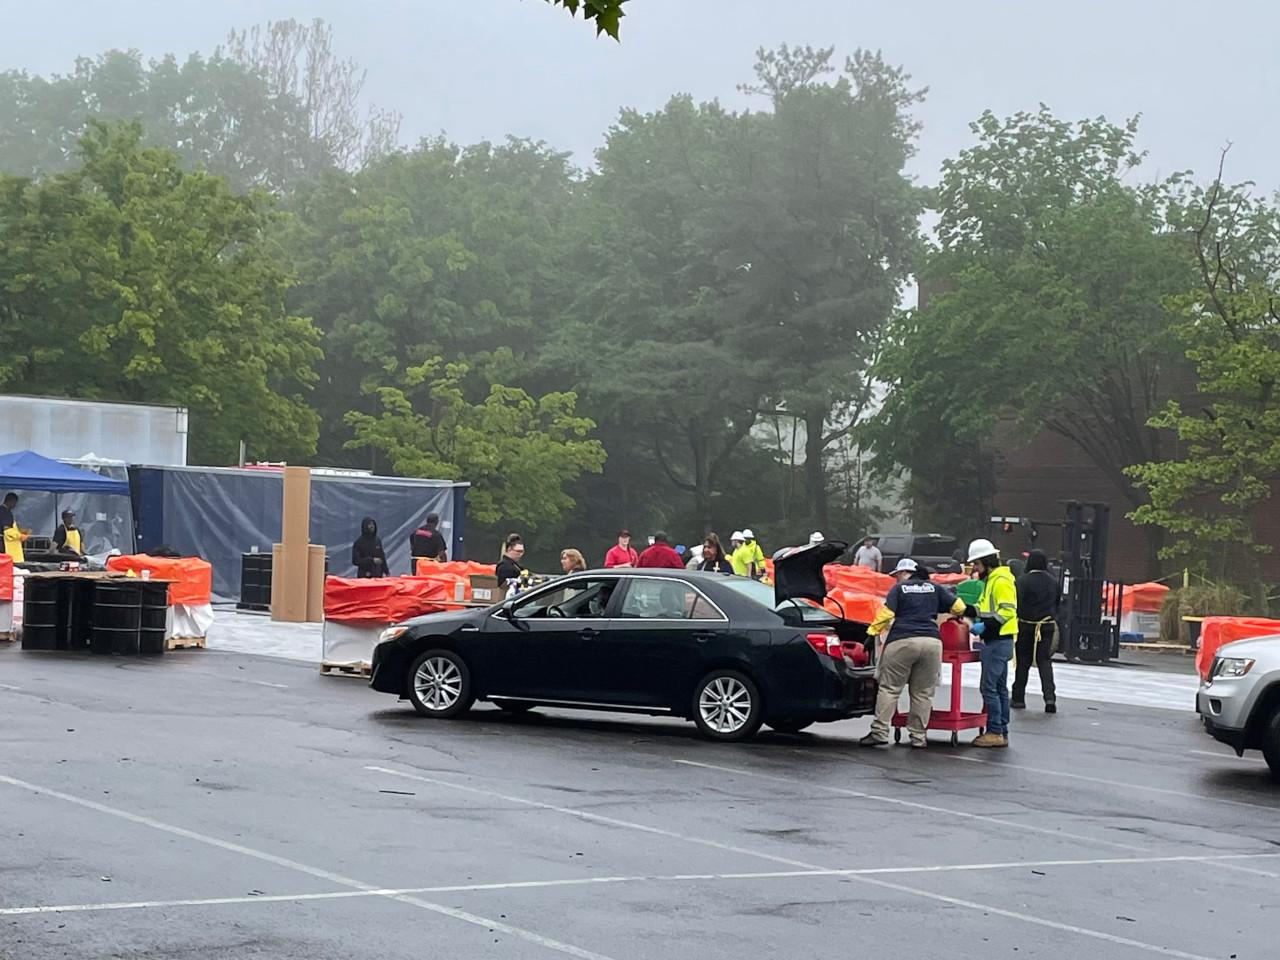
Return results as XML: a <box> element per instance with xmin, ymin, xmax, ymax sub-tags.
<box><xmin>492</xmin><ymin>698</ymin><xmax>536</xmax><ymax>714</ymax></box>
<box><xmin>1262</xmin><ymin>708</ymin><xmax>1280</xmax><ymax>783</ymax></box>
<box><xmin>407</xmin><ymin>649</ymin><xmax>474</xmax><ymax>719</ymax></box>
<box><xmin>692</xmin><ymin>670</ymin><xmax>763</xmax><ymax>742</ymax></box>
<box><xmin>766</xmin><ymin>719</ymin><xmax>814</xmax><ymax>735</ymax></box>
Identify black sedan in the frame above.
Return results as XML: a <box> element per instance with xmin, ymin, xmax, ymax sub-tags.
<box><xmin>369</xmin><ymin>548</ymin><xmax>876</xmax><ymax>741</ymax></box>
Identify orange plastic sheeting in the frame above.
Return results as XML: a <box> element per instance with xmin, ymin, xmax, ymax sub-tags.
<box><xmin>324</xmin><ymin>575</ymin><xmax>452</xmax><ymax>624</ymax></box>
<box><xmin>414</xmin><ymin>559</ymin><xmax>497</xmax><ymax>579</ymax></box>
<box><xmin>1196</xmin><ymin>616</ymin><xmax>1280</xmax><ymax>679</ymax></box>
<box><xmin>824</xmin><ymin>564</ymin><xmax>895</xmax><ymax>597</ymax></box>
<box><xmin>0</xmin><ymin>554</ymin><xmax>11</xmax><ymax>601</ymax></box>
<box><xmin>106</xmin><ymin>555</ymin><xmax>213</xmax><ymax>605</ymax></box>
<box><xmin>932</xmin><ymin>573</ymin><xmax>969</xmax><ymax>586</ymax></box>
<box><xmin>822</xmin><ymin>588</ymin><xmax>882</xmax><ymax>625</ymax></box>
<box><xmin>1104</xmin><ymin>581</ymin><xmax>1169</xmax><ymax>614</ymax></box>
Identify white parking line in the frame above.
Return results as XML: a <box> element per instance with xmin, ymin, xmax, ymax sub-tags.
<box><xmin>1188</xmin><ymin>749</ymin><xmax>1265</xmax><ymax>764</ymax></box>
<box><xmin>943</xmin><ymin>754</ymin><xmax>1280</xmax><ymax>812</ymax></box>
<box><xmin>5</xmin><ymin>851</ymin><xmax>1277</xmax><ymax>917</ymax></box>
<box><xmin>0</xmin><ymin>772</ymin><xmax>614</xmax><ymax>960</ymax></box>
<box><xmin>367</xmin><ymin>765</ymin><xmax>1228</xmax><ymax>960</ymax></box>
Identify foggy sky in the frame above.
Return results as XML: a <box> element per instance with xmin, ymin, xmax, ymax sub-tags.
<box><xmin>2</xmin><ymin>0</ymin><xmax>1277</xmax><ymax>190</ymax></box>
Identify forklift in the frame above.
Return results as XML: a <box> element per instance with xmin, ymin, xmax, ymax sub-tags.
<box><xmin>990</xmin><ymin>501</ymin><xmax>1122</xmax><ymax>664</ymax></box>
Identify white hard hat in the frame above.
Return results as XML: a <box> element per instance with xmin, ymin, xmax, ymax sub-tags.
<box><xmin>730</xmin><ymin>530</ymin><xmax>744</xmax><ymax>541</ymax></box>
<box><xmin>892</xmin><ymin>557</ymin><xmax>918</xmax><ymax>574</ymax></box>
<box><xmin>967</xmin><ymin>538</ymin><xmax>998</xmax><ymax>563</ymax></box>
<box><xmin>742</xmin><ymin>528</ymin><xmax>755</xmax><ymax>540</ymax></box>
<box><xmin>809</xmin><ymin>531</ymin><xmax>824</xmax><ymax>544</ymax></box>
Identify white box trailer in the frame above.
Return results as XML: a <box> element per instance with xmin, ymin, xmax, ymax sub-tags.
<box><xmin>0</xmin><ymin>395</ymin><xmax>187</xmax><ymax>465</ymax></box>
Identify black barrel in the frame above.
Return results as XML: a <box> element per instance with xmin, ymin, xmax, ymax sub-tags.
<box><xmin>21</xmin><ymin>576</ymin><xmax>61</xmax><ymax>650</ymax></box>
<box><xmin>139</xmin><ymin>581</ymin><xmax>169</xmax><ymax>655</ymax></box>
<box><xmin>92</xmin><ymin>582</ymin><xmax>141</xmax><ymax>656</ymax></box>
<box><xmin>238</xmin><ymin>552</ymin><xmax>272</xmax><ymax>610</ymax></box>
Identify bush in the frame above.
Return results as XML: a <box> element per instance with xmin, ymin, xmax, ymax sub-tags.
<box><xmin>1159</xmin><ymin>584</ymin><xmax>1247</xmax><ymax>643</ymax></box>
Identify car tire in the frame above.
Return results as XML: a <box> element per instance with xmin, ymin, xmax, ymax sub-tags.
<box><xmin>1263</xmin><ymin>708</ymin><xmax>1280</xmax><ymax>783</ymax></box>
<box><xmin>492</xmin><ymin>698</ymin><xmax>536</xmax><ymax>714</ymax></box>
<box><xmin>692</xmin><ymin>669</ymin><xmax>763</xmax><ymax>742</ymax></box>
<box><xmin>766</xmin><ymin>719</ymin><xmax>814</xmax><ymax>735</ymax></box>
<box><xmin>406</xmin><ymin>649</ymin><xmax>474</xmax><ymax>719</ymax></box>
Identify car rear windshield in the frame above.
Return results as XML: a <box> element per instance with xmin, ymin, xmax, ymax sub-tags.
<box><xmin>717</xmin><ymin>578</ymin><xmax>838</xmax><ymax>623</ymax></box>
<box><xmin>912</xmin><ymin>535</ymin><xmax>958</xmax><ymax>556</ymax></box>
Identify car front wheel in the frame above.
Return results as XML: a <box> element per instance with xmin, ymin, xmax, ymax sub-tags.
<box><xmin>692</xmin><ymin>670</ymin><xmax>763</xmax><ymax>742</ymax></box>
<box><xmin>1262</xmin><ymin>708</ymin><xmax>1280</xmax><ymax>783</ymax></box>
<box><xmin>407</xmin><ymin>649</ymin><xmax>474</xmax><ymax>719</ymax></box>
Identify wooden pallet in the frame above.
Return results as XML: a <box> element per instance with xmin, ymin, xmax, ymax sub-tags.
<box><xmin>1119</xmin><ymin>641</ymin><xmax>1195</xmax><ymax>656</ymax></box>
<box><xmin>167</xmin><ymin>636</ymin><xmax>207</xmax><ymax>651</ymax></box>
<box><xmin>320</xmin><ymin>661</ymin><xmax>371</xmax><ymax>678</ymax></box>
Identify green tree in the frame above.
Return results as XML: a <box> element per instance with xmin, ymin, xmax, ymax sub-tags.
<box><xmin>345</xmin><ymin>359</ymin><xmax>605</xmax><ymax>527</ymax></box>
<box><xmin>0</xmin><ymin>120</ymin><xmax>321</xmax><ymax>463</ymax></box>
<box><xmin>280</xmin><ymin>136</ymin><xmax>579</xmax><ymax>465</ymax></box>
<box><xmin>733</xmin><ymin>45</ymin><xmax>925</xmax><ymax>530</ymax></box>
<box><xmin>545</xmin><ymin>0</ymin><xmax>626</xmax><ymax>38</ymax></box>
<box><xmin>872</xmin><ymin>108</ymin><xmax>1195</xmax><ymax>569</ymax></box>
<box><xmin>1129</xmin><ymin>167</ymin><xmax>1280</xmax><ymax>576</ymax></box>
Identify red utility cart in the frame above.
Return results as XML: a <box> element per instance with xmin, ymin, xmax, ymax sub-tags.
<box><xmin>891</xmin><ymin>647</ymin><xmax>987</xmax><ymax>746</ymax></box>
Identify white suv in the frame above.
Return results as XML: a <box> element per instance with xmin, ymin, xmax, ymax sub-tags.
<box><xmin>1197</xmin><ymin>634</ymin><xmax>1280</xmax><ymax>781</ymax></box>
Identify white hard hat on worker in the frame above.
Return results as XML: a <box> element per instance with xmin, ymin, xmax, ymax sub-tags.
<box><xmin>966</xmin><ymin>538</ymin><xmax>998</xmax><ymax>563</ymax></box>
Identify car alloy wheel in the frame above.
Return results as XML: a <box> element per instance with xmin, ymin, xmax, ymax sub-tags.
<box><xmin>693</xmin><ymin>670</ymin><xmax>762</xmax><ymax>741</ymax></box>
<box><xmin>407</xmin><ymin>649</ymin><xmax>474</xmax><ymax>719</ymax></box>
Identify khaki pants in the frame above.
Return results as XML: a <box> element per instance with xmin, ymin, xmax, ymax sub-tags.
<box><xmin>869</xmin><ymin>636</ymin><xmax>943</xmax><ymax>744</ymax></box>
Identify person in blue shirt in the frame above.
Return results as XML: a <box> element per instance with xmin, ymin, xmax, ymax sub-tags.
<box><xmin>860</xmin><ymin>558</ymin><xmax>967</xmax><ymax>749</ymax></box>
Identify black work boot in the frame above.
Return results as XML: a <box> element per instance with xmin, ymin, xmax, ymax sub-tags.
<box><xmin>1044</xmin><ymin>701</ymin><xmax>1057</xmax><ymax>714</ymax></box>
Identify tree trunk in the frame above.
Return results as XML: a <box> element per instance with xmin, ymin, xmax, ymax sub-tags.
<box><xmin>804</xmin><ymin>408</ymin><xmax>829</xmax><ymax>532</ymax></box>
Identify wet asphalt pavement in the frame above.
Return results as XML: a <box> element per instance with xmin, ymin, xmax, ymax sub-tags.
<box><xmin>1</xmin><ymin>643</ymin><xmax>1277</xmax><ymax>960</ymax></box>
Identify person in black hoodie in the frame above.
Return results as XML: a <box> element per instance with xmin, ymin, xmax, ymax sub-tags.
<box><xmin>1013</xmin><ymin>549</ymin><xmax>1058</xmax><ymax>712</ymax></box>
<box><xmin>409</xmin><ymin>512</ymin><xmax>447</xmax><ymax>564</ymax></box>
<box><xmin>351</xmin><ymin>517</ymin><xmax>388</xmax><ymax>578</ymax></box>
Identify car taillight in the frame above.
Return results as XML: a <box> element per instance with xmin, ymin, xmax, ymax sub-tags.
<box><xmin>806</xmin><ymin>632</ymin><xmax>843</xmax><ymax>659</ymax></box>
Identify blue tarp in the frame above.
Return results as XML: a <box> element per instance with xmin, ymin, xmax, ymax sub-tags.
<box><xmin>131</xmin><ymin>466</ymin><xmax>468</xmax><ymax>599</ymax></box>
<box><xmin>0</xmin><ymin>449</ymin><xmax>130</xmax><ymax>494</ymax></box>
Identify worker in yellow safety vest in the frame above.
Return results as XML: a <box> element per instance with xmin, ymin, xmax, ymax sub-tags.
<box><xmin>966</xmin><ymin>538</ymin><xmax>1018</xmax><ymax>748</ymax></box>
<box><xmin>1</xmin><ymin>492</ymin><xmax>25</xmax><ymax>562</ymax></box>
<box><xmin>54</xmin><ymin>509</ymin><xmax>83</xmax><ymax>556</ymax></box>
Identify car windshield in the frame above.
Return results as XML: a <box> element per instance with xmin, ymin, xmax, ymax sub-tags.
<box><xmin>717</xmin><ymin>577</ymin><xmax>837</xmax><ymax>622</ymax></box>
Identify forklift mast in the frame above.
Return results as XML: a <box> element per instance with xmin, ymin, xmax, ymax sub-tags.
<box><xmin>990</xmin><ymin>501</ymin><xmax>1121</xmax><ymax>663</ymax></box>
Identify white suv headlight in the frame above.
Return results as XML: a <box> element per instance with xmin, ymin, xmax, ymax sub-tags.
<box><xmin>1213</xmin><ymin>657</ymin><xmax>1255</xmax><ymax>679</ymax></box>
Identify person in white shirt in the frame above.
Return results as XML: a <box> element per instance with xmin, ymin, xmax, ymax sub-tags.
<box><xmin>853</xmin><ymin>537</ymin><xmax>882</xmax><ymax>571</ymax></box>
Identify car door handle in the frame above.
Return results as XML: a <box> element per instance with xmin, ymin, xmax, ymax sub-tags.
<box><xmin>692</xmin><ymin>631</ymin><xmax>716</xmax><ymax>643</ymax></box>
<box><xmin>578</xmin><ymin>627</ymin><xmax>599</xmax><ymax>639</ymax></box>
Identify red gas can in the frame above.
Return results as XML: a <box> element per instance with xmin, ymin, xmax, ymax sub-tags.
<box><xmin>940</xmin><ymin>617</ymin><xmax>970</xmax><ymax>653</ymax></box>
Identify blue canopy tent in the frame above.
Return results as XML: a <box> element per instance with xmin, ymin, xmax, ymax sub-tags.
<box><xmin>0</xmin><ymin>450</ymin><xmax>134</xmax><ymax>556</ymax></box>
<box><xmin>0</xmin><ymin>450</ymin><xmax>129</xmax><ymax>494</ymax></box>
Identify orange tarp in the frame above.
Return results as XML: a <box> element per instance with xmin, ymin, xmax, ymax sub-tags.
<box><xmin>1104</xmin><ymin>581</ymin><xmax>1169</xmax><ymax>615</ymax></box>
<box><xmin>106</xmin><ymin>554</ymin><xmax>213</xmax><ymax>606</ymax></box>
<box><xmin>324</xmin><ymin>575</ymin><xmax>453</xmax><ymax>624</ymax></box>
<box><xmin>0</xmin><ymin>554</ymin><xmax>11</xmax><ymax>602</ymax></box>
<box><xmin>824</xmin><ymin>564</ymin><xmax>895</xmax><ymax>597</ymax></box>
<box><xmin>1196</xmin><ymin>616</ymin><xmax>1280</xmax><ymax>679</ymax></box>
<box><xmin>822</xmin><ymin>587</ymin><xmax>883</xmax><ymax>624</ymax></box>
<box><xmin>414</xmin><ymin>559</ymin><xmax>497</xmax><ymax>579</ymax></box>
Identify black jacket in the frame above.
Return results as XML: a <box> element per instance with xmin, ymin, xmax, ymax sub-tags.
<box><xmin>1017</xmin><ymin>569</ymin><xmax>1057</xmax><ymax>622</ymax></box>
<box><xmin>495</xmin><ymin>555</ymin><xmax>523</xmax><ymax>585</ymax></box>
<box><xmin>409</xmin><ymin>526</ymin><xmax>447</xmax><ymax>561</ymax></box>
<box><xmin>699</xmin><ymin>556</ymin><xmax>734</xmax><ymax>574</ymax></box>
<box><xmin>351</xmin><ymin>517</ymin><xmax>388</xmax><ymax>578</ymax></box>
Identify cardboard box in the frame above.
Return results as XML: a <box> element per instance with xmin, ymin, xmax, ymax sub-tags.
<box><xmin>469</xmin><ymin>575</ymin><xmax>501</xmax><ymax>604</ymax></box>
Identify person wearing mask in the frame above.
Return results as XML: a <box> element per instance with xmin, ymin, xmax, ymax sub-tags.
<box><xmin>636</xmin><ymin>532</ymin><xmax>684</xmax><ymax>569</ymax></box>
<box><xmin>967</xmin><ymin>538</ymin><xmax>1019</xmax><ymax>748</ymax></box>
<box><xmin>409</xmin><ymin>513</ymin><xmax>447</xmax><ymax>564</ymax></box>
<box><xmin>1</xmin><ymin>492</ymin><xmax>24</xmax><ymax>563</ymax></box>
<box><xmin>1013</xmin><ymin>549</ymin><xmax>1058</xmax><ymax>714</ymax></box>
<box><xmin>560</xmin><ymin>548</ymin><xmax>587</xmax><ymax>574</ymax></box>
<box><xmin>698</xmin><ymin>533</ymin><xmax>735</xmax><ymax>574</ymax></box>
<box><xmin>860</xmin><ymin>559</ymin><xmax>967</xmax><ymax>749</ymax></box>
<box><xmin>853</xmin><ymin>537</ymin><xmax>883</xmax><ymax>571</ymax></box>
<box><xmin>603</xmin><ymin>529</ymin><xmax>639</xmax><ymax>568</ymax></box>
<box><xmin>53</xmin><ymin>510</ymin><xmax>83</xmax><ymax>556</ymax></box>
<box><xmin>495</xmin><ymin>534</ymin><xmax>526</xmax><ymax>585</ymax></box>
<box><xmin>733</xmin><ymin>528</ymin><xmax>766</xmax><ymax>579</ymax></box>
<box><xmin>351</xmin><ymin>517</ymin><xmax>388</xmax><ymax>578</ymax></box>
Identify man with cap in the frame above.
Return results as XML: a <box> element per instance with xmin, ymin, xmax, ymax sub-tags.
<box><xmin>966</xmin><ymin>537</ymin><xmax>1019</xmax><ymax>748</ymax></box>
<box><xmin>53</xmin><ymin>509</ymin><xmax>83</xmax><ymax>557</ymax></box>
<box><xmin>861</xmin><ymin>558</ymin><xmax>968</xmax><ymax>748</ymax></box>
<box><xmin>732</xmin><ymin>528</ymin><xmax>766</xmax><ymax>580</ymax></box>
<box><xmin>604</xmin><ymin>529</ymin><xmax>639</xmax><ymax>568</ymax></box>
